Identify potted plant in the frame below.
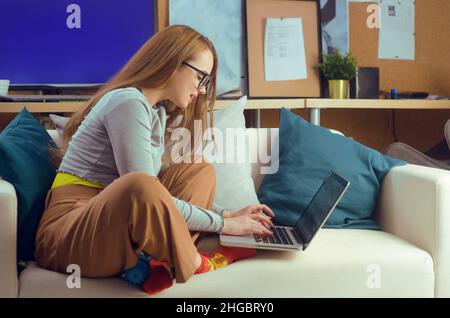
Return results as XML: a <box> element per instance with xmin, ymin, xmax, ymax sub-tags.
<box><xmin>318</xmin><ymin>49</ymin><xmax>358</xmax><ymax>99</ymax></box>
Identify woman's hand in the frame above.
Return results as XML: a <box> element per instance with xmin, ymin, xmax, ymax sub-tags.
<box><xmin>221</xmin><ymin>204</ymin><xmax>276</xmax><ymax>236</ymax></box>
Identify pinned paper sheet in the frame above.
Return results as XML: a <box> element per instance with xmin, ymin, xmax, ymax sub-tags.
<box><xmin>378</xmin><ymin>0</ymin><xmax>415</xmax><ymax>60</ymax></box>
<box><xmin>264</xmin><ymin>17</ymin><xmax>307</xmax><ymax>81</ymax></box>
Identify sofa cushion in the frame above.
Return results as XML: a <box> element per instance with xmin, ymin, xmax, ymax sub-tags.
<box><xmin>258</xmin><ymin>109</ymin><xmax>406</xmax><ymax>230</ymax></box>
<box><xmin>0</xmin><ymin>108</ymin><xmax>56</xmax><ymax>261</ymax></box>
<box><xmin>18</xmin><ymin>230</ymin><xmax>434</xmax><ymax>297</ymax></box>
<box><xmin>385</xmin><ymin>142</ymin><xmax>450</xmax><ymax>170</ymax></box>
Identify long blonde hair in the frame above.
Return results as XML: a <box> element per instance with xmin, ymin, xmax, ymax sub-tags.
<box><xmin>51</xmin><ymin>24</ymin><xmax>218</xmax><ymax>167</ymax></box>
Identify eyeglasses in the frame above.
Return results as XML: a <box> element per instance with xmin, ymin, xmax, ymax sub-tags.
<box><xmin>182</xmin><ymin>61</ymin><xmax>211</xmax><ymax>90</ymax></box>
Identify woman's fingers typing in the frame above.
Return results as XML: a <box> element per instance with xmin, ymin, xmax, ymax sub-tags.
<box><xmin>251</xmin><ymin>219</ymin><xmax>272</xmax><ymax>235</ymax></box>
<box><xmin>222</xmin><ymin>212</ymin><xmax>274</xmax><ymax>236</ymax></box>
<box><xmin>255</xmin><ymin>204</ymin><xmax>275</xmax><ymax>218</ymax></box>
<box><xmin>251</xmin><ymin>212</ymin><xmax>273</xmax><ymax>225</ymax></box>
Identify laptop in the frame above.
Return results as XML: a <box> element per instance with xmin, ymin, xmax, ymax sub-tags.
<box><xmin>220</xmin><ymin>171</ymin><xmax>350</xmax><ymax>251</ymax></box>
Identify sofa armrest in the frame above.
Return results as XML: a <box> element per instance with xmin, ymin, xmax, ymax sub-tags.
<box><xmin>0</xmin><ymin>178</ymin><xmax>19</xmax><ymax>297</ymax></box>
<box><xmin>376</xmin><ymin>164</ymin><xmax>450</xmax><ymax>298</ymax></box>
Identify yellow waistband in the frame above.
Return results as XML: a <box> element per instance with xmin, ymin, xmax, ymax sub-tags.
<box><xmin>51</xmin><ymin>172</ymin><xmax>104</xmax><ymax>190</ymax></box>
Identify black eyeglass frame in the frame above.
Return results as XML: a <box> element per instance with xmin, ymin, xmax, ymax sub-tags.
<box><xmin>182</xmin><ymin>61</ymin><xmax>211</xmax><ymax>89</ymax></box>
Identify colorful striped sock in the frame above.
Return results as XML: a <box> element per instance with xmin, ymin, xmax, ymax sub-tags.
<box><xmin>195</xmin><ymin>247</ymin><xmax>257</xmax><ymax>274</ymax></box>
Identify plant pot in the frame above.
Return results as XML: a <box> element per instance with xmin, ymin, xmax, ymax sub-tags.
<box><xmin>329</xmin><ymin>80</ymin><xmax>349</xmax><ymax>99</ymax></box>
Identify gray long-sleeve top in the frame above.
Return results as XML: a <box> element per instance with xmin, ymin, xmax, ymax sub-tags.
<box><xmin>58</xmin><ymin>87</ymin><xmax>225</xmax><ymax>232</ymax></box>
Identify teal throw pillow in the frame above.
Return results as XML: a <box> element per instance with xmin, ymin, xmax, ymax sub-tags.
<box><xmin>257</xmin><ymin>108</ymin><xmax>406</xmax><ymax>230</ymax></box>
<box><xmin>0</xmin><ymin>108</ymin><xmax>56</xmax><ymax>261</ymax></box>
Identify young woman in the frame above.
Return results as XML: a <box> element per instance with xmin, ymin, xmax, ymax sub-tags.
<box><xmin>35</xmin><ymin>25</ymin><xmax>275</xmax><ymax>289</ymax></box>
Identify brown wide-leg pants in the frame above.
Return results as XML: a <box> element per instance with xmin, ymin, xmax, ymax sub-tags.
<box><xmin>35</xmin><ymin>162</ymin><xmax>216</xmax><ymax>283</ymax></box>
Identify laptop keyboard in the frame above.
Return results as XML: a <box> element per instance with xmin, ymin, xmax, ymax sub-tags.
<box><xmin>254</xmin><ymin>226</ymin><xmax>295</xmax><ymax>246</ymax></box>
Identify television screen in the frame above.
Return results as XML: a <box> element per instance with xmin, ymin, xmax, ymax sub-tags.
<box><xmin>0</xmin><ymin>0</ymin><xmax>155</xmax><ymax>88</ymax></box>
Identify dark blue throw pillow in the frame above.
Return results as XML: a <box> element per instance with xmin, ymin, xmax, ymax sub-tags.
<box><xmin>0</xmin><ymin>108</ymin><xmax>56</xmax><ymax>261</ymax></box>
<box><xmin>257</xmin><ymin>108</ymin><xmax>406</xmax><ymax>230</ymax></box>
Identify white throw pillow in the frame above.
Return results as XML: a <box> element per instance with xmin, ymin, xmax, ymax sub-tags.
<box><xmin>163</xmin><ymin>96</ymin><xmax>259</xmax><ymax>211</ymax></box>
<box><xmin>49</xmin><ymin>114</ymin><xmax>70</xmax><ymax>136</ymax></box>
<box><xmin>208</xmin><ymin>96</ymin><xmax>260</xmax><ymax>210</ymax></box>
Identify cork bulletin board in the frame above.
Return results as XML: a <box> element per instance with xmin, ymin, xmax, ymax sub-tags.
<box><xmin>246</xmin><ymin>0</ymin><xmax>321</xmax><ymax>98</ymax></box>
<box><xmin>349</xmin><ymin>0</ymin><xmax>450</xmax><ymax>95</ymax></box>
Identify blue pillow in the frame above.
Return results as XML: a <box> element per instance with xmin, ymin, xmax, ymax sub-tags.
<box><xmin>257</xmin><ymin>108</ymin><xmax>406</xmax><ymax>230</ymax></box>
<box><xmin>0</xmin><ymin>108</ymin><xmax>56</xmax><ymax>261</ymax></box>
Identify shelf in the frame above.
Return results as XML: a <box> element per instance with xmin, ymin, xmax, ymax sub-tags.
<box><xmin>0</xmin><ymin>99</ymin><xmax>306</xmax><ymax>113</ymax></box>
<box><xmin>306</xmin><ymin>99</ymin><xmax>450</xmax><ymax>109</ymax></box>
<box><xmin>3</xmin><ymin>98</ymin><xmax>450</xmax><ymax>114</ymax></box>
<box><xmin>0</xmin><ymin>102</ymin><xmax>84</xmax><ymax>113</ymax></box>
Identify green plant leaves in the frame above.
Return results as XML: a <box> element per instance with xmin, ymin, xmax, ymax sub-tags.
<box><xmin>318</xmin><ymin>49</ymin><xmax>358</xmax><ymax>80</ymax></box>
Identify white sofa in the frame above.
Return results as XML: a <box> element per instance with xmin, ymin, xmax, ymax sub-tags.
<box><xmin>1</xmin><ymin>128</ymin><xmax>450</xmax><ymax>298</ymax></box>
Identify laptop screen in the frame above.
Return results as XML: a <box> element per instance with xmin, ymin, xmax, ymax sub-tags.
<box><xmin>294</xmin><ymin>171</ymin><xmax>349</xmax><ymax>245</ymax></box>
